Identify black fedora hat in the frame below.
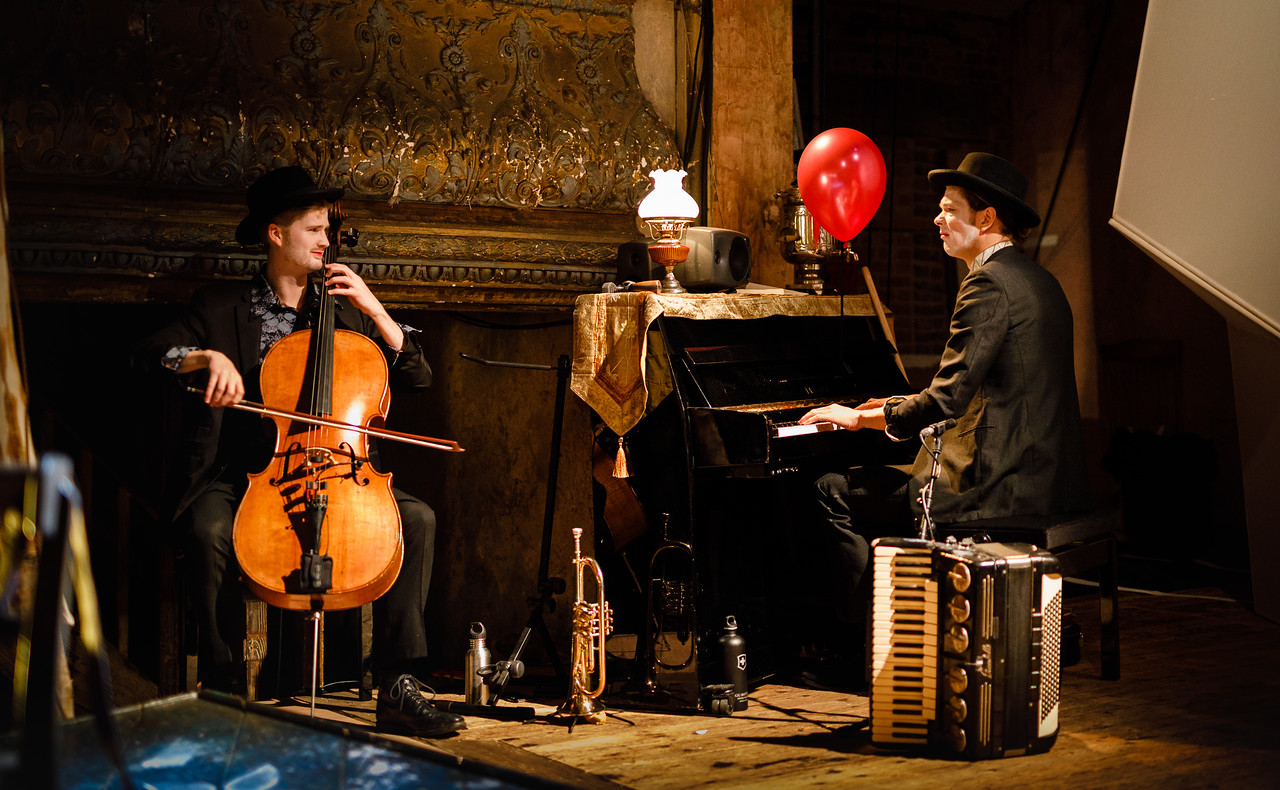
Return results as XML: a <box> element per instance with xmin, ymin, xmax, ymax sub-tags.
<box><xmin>235</xmin><ymin>166</ymin><xmax>345</xmax><ymax>245</ymax></box>
<box><xmin>927</xmin><ymin>152</ymin><xmax>1041</xmax><ymax>229</ymax></box>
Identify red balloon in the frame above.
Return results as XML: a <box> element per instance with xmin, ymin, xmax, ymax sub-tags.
<box><xmin>796</xmin><ymin>128</ymin><xmax>887</xmax><ymax>243</ymax></box>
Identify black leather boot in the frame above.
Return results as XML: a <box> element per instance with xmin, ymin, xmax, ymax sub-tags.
<box><xmin>376</xmin><ymin>674</ymin><xmax>467</xmax><ymax>737</ymax></box>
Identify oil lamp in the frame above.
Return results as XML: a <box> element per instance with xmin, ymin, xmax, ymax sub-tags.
<box><xmin>637</xmin><ymin>169</ymin><xmax>700</xmax><ymax>295</ymax></box>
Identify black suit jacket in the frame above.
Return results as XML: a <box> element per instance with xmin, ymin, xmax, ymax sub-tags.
<box><xmin>888</xmin><ymin>246</ymin><xmax>1090</xmax><ymax>522</ymax></box>
<box><xmin>133</xmin><ymin>278</ymin><xmax>432</xmax><ymax>519</ymax></box>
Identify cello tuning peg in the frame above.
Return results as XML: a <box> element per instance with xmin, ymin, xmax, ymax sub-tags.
<box><xmin>341</xmin><ymin>227</ymin><xmax>360</xmax><ymax>248</ymax></box>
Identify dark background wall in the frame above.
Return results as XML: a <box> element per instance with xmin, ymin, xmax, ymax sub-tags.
<box><xmin>791</xmin><ymin>0</ymin><xmax>1248</xmax><ymax>577</ymax></box>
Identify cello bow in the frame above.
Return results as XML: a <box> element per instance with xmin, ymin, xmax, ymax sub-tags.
<box><xmin>186</xmin><ymin>385</ymin><xmax>464</xmax><ymax>452</ymax></box>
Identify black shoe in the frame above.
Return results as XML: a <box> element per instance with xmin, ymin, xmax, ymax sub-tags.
<box><xmin>376</xmin><ymin>674</ymin><xmax>467</xmax><ymax>737</ymax></box>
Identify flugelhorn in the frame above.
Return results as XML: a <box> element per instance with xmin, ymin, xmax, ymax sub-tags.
<box><xmin>629</xmin><ymin>515</ymin><xmax>696</xmax><ymax>697</ymax></box>
<box><xmin>555</xmin><ymin>527</ymin><xmax>612</xmax><ymax>725</ymax></box>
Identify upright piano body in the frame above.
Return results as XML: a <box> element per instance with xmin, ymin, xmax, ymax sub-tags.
<box><xmin>571</xmin><ymin>291</ymin><xmax>916</xmax><ymax>712</ymax></box>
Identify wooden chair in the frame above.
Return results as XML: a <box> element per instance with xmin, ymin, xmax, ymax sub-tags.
<box><xmin>216</xmin><ymin>593</ymin><xmax>375</xmax><ymax>701</ymax></box>
<box><xmin>156</xmin><ymin>542</ymin><xmax>374</xmax><ymax>701</ymax></box>
<box><xmin>938</xmin><ymin>508</ymin><xmax>1121</xmax><ymax>680</ymax></box>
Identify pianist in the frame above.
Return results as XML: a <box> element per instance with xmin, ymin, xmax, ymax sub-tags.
<box><xmin>796</xmin><ymin>153</ymin><xmax>1090</xmax><ymax>686</ymax></box>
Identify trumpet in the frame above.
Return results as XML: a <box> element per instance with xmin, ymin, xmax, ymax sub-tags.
<box><xmin>555</xmin><ymin>527</ymin><xmax>612</xmax><ymax>725</ymax></box>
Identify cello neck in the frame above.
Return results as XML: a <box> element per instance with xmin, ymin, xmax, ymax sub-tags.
<box><xmin>307</xmin><ymin>203</ymin><xmax>349</xmax><ymax>418</ymax></box>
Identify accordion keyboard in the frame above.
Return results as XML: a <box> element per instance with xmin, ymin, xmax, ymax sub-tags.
<box><xmin>868</xmin><ymin>543</ymin><xmax>939</xmax><ymax>745</ymax></box>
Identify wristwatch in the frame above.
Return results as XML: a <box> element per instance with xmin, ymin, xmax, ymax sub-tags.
<box><xmin>882</xmin><ymin>396</ymin><xmax>908</xmax><ymax>441</ymax></box>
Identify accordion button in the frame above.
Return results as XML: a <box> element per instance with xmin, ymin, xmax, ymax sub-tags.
<box><xmin>946</xmin><ymin>624</ymin><xmax>970</xmax><ymax>654</ymax></box>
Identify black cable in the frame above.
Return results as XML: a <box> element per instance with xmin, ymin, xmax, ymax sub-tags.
<box><xmin>883</xmin><ymin>0</ymin><xmax>902</xmax><ymax>305</ymax></box>
<box><xmin>681</xmin><ymin>0</ymin><xmax>710</xmax><ymax>169</ymax></box>
<box><xmin>680</xmin><ymin>0</ymin><xmax>713</xmax><ymax>220</ymax></box>
<box><xmin>1033</xmin><ymin>0</ymin><xmax>1116</xmax><ymax>262</ymax></box>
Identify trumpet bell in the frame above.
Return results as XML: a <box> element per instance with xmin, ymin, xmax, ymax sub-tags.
<box><xmin>555</xmin><ymin>694</ymin><xmax>607</xmax><ymax>724</ymax></box>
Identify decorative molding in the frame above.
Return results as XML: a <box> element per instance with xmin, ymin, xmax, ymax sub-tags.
<box><xmin>6</xmin><ymin>183</ymin><xmax>635</xmax><ymax>307</ymax></box>
<box><xmin>1</xmin><ymin>0</ymin><xmax>679</xmax><ymax>307</ymax></box>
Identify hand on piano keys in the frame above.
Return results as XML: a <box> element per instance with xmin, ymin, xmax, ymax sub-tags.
<box><xmin>771</xmin><ymin>418</ymin><xmax>842</xmax><ymax>439</ymax></box>
<box><xmin>794</xmin><ymin>398</ymin><xmax>892</xmax><ymax>434</ymax></box>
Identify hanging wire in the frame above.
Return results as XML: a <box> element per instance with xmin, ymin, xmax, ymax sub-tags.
<box><xmin>680</xmin><ymin>0</ymin><xmax>711</xmax><ymax>170</ymax></box>
<box><xmin>1032</xmin><ymin>0</ymin><xmax>1116</xmax><ymax>262</ymax></box>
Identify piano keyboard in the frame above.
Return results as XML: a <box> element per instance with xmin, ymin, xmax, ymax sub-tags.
<box><xmin>869</xmin><ymin>543</ymin><xmax>938</xmax><ymax>745</ymax></box>
<box><xmin>770</xmin><ymin>420</ymin><xmax>841</xmax><ymax>439</ymax></box>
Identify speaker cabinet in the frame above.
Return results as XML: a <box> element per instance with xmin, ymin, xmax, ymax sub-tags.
<box><xmin>614</xmin><ymin>227</ymin><xmax>752</xmax><ymax>292</ymax></box>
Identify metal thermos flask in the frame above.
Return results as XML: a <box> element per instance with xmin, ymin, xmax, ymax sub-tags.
<box><xmin>465</xmin><ymin>621</ymin><xmax>492</xmax><ymax>705</ymax></box>
<box><xmin>719</xmin><ymin>615</ymin><xmax>748</xmax><ymax>711</ymax></box>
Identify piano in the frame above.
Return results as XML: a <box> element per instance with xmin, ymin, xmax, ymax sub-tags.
<box><xmin>573</xmin><ymin>292</ymin><xmax>917</xmax><ymax>713</ymax></box>
<box><xmin>668</xmin><ymin>312</ymin><xmax>915</xmax><ymax>477</ymax></box>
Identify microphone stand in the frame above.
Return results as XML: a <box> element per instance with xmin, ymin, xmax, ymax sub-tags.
<box><xmin>917</xmin><ymin>430</ymin><xmax>944</xmax><ymax>542</ymax></box>
<box><xmin>459</xmin><ymin>353</ymin><xmax>570</xmax><ymax>702</ymax></box>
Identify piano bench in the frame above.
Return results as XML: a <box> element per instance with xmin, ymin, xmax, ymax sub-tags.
<box><xmin>938</xmin><ymin>508</ymin><xmax>1122</xmax><ymax>680</ymax></box>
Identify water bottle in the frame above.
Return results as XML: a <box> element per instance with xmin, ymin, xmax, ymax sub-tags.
<box><xmin>719</xmin><ymin>615</ymin><xmax>748</xmax><ymax>711</ymax></box>
<box><xmin>465</xmin><ymin>621</ymin><xmax>492</xmax><ymax>705</ymax></box>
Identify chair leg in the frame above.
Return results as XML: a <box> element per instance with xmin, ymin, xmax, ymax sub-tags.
<box><xmin>1098</xmin><ymin>535</ymin><xmax>1120</xmax><ymax>680</ymax></box>
<box><xmin>156</xmin><ymin>543</ymin><xmax>186</xmax><ymax>696</ymax></box>
<box><xmin>360</xmin><ymin>602</ymin><xmax>374</xmax><ymax>701</ymax></box>
<box><xmin>243</xmin><ymin>595</ymin><xmax>269</xmax><ymax>699</ymax></box>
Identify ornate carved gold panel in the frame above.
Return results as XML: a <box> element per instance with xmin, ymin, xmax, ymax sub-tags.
<box><xmin>1</xmin><ymin>0</ymin><xmax>683</xmax><ymax>308</ymax></box>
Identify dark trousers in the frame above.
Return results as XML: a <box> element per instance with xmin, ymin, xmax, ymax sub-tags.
<box><xmin>811</xmin><ymin>465</ymin><xmax>914</xmax><ymax>627</ymax></box>
<box><xmin>181</xmin><ymin>478</ymin><xmax>436</xmax><ymax>686</ymax></box>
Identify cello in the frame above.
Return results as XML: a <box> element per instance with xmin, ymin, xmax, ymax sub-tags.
<box><xmin>230</xmin><ymin>204</ymin><xmax>456</xmax><ymax>614</ymax></box>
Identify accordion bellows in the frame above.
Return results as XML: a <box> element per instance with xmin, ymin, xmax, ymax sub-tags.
<box><xmin>868</xmin><ymin>537</ymin><xmax>1062</xmax><ymax>759</ymax></box>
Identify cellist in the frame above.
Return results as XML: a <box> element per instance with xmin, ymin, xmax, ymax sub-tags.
<box><xmin>133</xmin><ymin>166</ymin><xmax>465</xmax><ymax>737</ymax></box>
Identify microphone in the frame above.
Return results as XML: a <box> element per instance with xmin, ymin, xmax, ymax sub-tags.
<box><xmin>919</xmin><ymin>418</ymin><xmax>957</xmax><ymax>439</ymax></box>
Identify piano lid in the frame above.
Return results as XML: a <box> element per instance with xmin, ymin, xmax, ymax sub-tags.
<box><xmin>657</xmin><ymin>311</ymin><xmax>915</xmax><ymax>475</ymax></box>
<box><xmin>660</xmin><ymin>313</ymin><xmax>909</xmax><ymax>411</ymax></box>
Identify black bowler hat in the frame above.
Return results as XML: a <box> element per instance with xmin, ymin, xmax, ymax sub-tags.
<box><xmin>235</xmin><ymin>166</ymin><xmax>345</xmax><ymax>245</ymax></box>
<box><xmin>928</xmin><ymin>152</ymin><xmax>1041</xmax><ymax>229</ymax></box>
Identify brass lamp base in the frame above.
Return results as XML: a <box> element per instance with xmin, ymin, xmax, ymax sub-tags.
<box><xmin>647</xmin><ymin>242</ymin><xmax>689</xmax><ymax>295</ymax></box>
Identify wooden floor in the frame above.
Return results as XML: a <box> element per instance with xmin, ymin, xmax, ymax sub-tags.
<box><xmin>266</xmin><ymin>581</ymin><xmax>1280</xmax><ymax>789</ymax></box>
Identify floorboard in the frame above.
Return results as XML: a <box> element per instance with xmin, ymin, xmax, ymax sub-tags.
<box><xmin>255</xmin><ymin>584</ymin><xmax>1280</xmax><ymax>788</ymax></box>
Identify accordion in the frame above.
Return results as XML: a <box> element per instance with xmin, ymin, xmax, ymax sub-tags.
<box><xmin>868</xmin><ymin>537</ymin><xmax>1063</xmax><ymax>759</ymax></box>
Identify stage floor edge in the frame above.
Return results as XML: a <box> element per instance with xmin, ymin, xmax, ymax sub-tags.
<box><xmin>31</xmin><ymin>689</ymin><xmax>574</xmax><ymax>789</ymax></box>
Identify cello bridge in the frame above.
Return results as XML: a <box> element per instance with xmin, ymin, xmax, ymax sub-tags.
<box><xmin>304</xmin><ymin>448</ymin><xmax>336</xmax><ymax>470</ymax></box>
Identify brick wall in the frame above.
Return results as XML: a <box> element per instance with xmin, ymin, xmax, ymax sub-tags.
<box><xmin>794</xmin><ymin>0</ymin><xmax>1014</xmax><ymax>357</ymax></box>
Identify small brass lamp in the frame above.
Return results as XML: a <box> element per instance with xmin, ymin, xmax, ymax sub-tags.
<box><xmin>637</xmin><ymin>169</ymin><xmax>700</xmax><ymax>295</ymax></box>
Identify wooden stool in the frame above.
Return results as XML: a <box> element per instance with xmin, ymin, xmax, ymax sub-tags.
<box><xmin>938</xmin><ymin>509</ymin><xmax>1121</xmax><ymax>680</ymax></box>
<box><xmin>155</xmin><ymin>554</ymin><xmax>374</xmax><ymax>701</ymax></box>
<box><xmin>243</xmin><ymin>596</ymin><xmax>375</xmax><ymax>701</ymax></box>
